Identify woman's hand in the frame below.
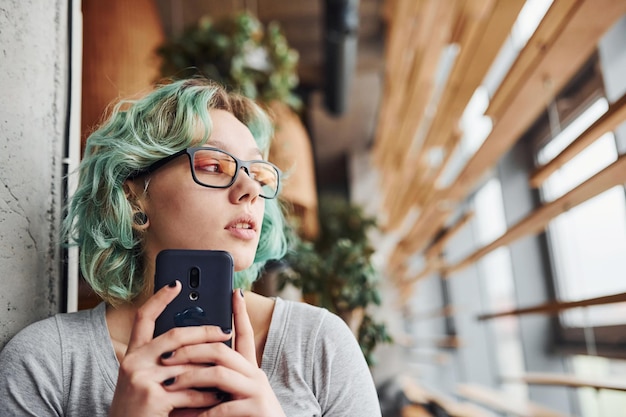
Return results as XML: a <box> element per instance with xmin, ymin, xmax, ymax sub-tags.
<box><xmin>163</xmin><ymin>289</ymin><xmax>286</xmax><ymax>417</ymax></box>
<box><xmin>108</xmin><ymin>281</ymin><xmax>232</xmax><ymax>417</ymax></box>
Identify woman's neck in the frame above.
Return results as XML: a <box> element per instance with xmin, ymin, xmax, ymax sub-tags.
<box><xmin>105</xmin><ymin>301</ymin><xmax>141</xmax><ymax>362</ymax></box>
<box><xmin>244</xmin><ymin>291</ymin><xmax>275</xmax><ymax>365</ymax></box>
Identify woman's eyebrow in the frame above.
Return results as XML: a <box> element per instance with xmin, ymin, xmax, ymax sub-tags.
<box><xmin>206</xmin><ymin>140</ymin><xmax>229</xmax><ymax>149</ymax></box>
<box><xmin>206</xmin><ymin>140</ymin><xmax>263</xmax><ymax>159</ymax></box>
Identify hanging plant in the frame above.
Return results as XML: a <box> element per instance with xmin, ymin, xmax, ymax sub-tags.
<box><xmin>157</xmin><ymin>11</ymin><xmax>301</xmax><ymax>109</ymax></box>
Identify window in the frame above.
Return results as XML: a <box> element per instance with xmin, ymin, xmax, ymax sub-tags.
<box><xmin>539</xmin><ymin>101</ymin><xmax>626</xmax><ymax>328</ymax></box>
<box><xmin>473</xmin><ymin>178</ymin><xmax>527</xmax><ymax>401</ymax></box>
<box><xmin>533</xmin><ymin>57</ymin><xmax>626</xmax><ymax>355</ymax></box>
<box><xmin>571</xmin><ymin>355</ymin><xmax>626</xmax><ymax>416</ymax></box>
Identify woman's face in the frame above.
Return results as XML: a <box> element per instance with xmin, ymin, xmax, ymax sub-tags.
<box><xmin>136</xmin><ymin>109</ymin><xmax>266</xmax><ymax>272</ymax></box>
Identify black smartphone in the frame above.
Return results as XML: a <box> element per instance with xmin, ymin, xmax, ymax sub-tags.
<box><xmin>153</xmin><ymin>249</ymin><xmax>234</xmax><ymax>346</ymax></box>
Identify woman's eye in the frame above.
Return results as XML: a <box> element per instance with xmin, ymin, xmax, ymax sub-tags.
<box><xmin>195</xmin><ymin>164</ymin><xmax>217</xmax><ymax>174</ymax></box>
<box><xmin>196</xmin><ymin>159</ymin><xmax>223</xmax><ymax>173</ymax></box>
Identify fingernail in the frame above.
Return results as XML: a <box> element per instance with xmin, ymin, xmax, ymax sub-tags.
<box><xmin>163</xmin><ymin>377</ymin><xmax>176</xmax><ymax>386</ymax></box>
<box><xmin>221</xmin><ymin>327</ymin><xmax>232</xmax><ymax>334</ymax></box>
<box><xmin>160</xmin><ymin>351</ymin><xmax>173</xmax><ymax>359</ymax></box>
<box><xmin>168</xmin><ymin>280</ymin><xmax>177</xmax><ymax>288</ymax></box>
<box><xmin>239</xmin><ymin>288</ymin><xmax>244</xmax><ymax>298</ymax></box>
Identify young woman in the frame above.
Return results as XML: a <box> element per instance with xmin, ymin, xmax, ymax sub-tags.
<box><xmin>0</xmin><ymin>78</ymin><xmax>381</xmax><ymax>416</ymax></box>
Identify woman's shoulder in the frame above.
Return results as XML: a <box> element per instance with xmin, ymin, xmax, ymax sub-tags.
<box><xmin>267</xmin><ymin>298</ymin><xmax>381</xmax><ymax>415</ymax></box>
<box><xmin>1</xmin><ymin>304</ymin><xmax>105</xmax><ymax>360</ymax></box>
<box><xmin>0</xmin><ymin>304</ymin><xmax>113</xmax><ymax>416</ymax></box>
<box><xmin>2</xmin><ymin>314</ymin><xmax>60</xmax><ymax>355</ymax></box>
<box><xmin>272</xmin><ymin>297</ymin><xmax>354</xmax><ymax>345</ymax></box>
<box><xmin>263</xmin><ymin>298</ymin><xmax>352</xmax><ymax>387</ymax></box>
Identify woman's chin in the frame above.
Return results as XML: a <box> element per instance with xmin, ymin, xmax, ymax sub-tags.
<box><xmin>232</xmin><ymin>253</ymin><xmax>256</xmax><ymax>273</ymax></box>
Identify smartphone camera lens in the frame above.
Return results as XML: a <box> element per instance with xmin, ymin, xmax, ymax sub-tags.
<box><xmin>189</xmin><ymin>267</ymin><xmax>200</xmax><ymax>289</ymax></box>
<box><xmin>189</xmin><ymin>291</ymin><xmax>199</xmax><ymax>301</ymax></box>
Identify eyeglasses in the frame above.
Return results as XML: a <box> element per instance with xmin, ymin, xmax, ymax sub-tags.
<box><xmin>128</xmin><ymin>147</ymin><xmax>281</xmax><ymax>199</ymax></box>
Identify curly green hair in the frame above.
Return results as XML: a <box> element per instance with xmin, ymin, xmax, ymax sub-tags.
<box><xmin>63</xmin><ymin>78</ymin><xmax>287</xmax><ymax>304</ymax></box>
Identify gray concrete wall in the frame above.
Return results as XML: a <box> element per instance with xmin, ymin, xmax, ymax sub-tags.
<box><xmin>0</xmin><ymin>0</ymin><xmax>69</xmax><ymax>348</ymax></box>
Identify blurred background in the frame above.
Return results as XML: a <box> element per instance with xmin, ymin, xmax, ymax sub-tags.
<box><xmin>2</xmin><ymin>1</ymin><xmax>626</xmax><ymax>416</ymax></box>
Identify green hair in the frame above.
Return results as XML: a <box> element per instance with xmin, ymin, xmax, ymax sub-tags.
<box><xmin>63</xmin><ymin>78</ymin><xmax>287</xmax><ymax>304</ymax></box>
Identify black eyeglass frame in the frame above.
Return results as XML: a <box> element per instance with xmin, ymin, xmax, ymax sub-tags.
<box><xmin>127</xmin><ymin>147</ymin><xmax>282</xmax><ymax>199</ymax></box>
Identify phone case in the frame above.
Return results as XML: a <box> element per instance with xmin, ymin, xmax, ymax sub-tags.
<box><xmin>153</xmin><ymin>249</ymin><xmax>233</xmax><ymax>345</ymax></box>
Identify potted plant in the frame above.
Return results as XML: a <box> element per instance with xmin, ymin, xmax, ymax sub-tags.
<box><xmin>278</xmin><ymin>195</ymin><xmax>392</xmax><ymax>365</ymax></box>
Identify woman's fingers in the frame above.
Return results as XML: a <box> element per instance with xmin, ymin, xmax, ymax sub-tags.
<box><xmin>157</xmin><ymin>290</ymin><xmax>285</xmax><ymax>416</ymax></box>
<box><xmin>166</xmin><ymin>388</ymin><xmax>224</xmax><ymax>411</ymax></box>
<box><xmin>127</xmin><ymin>281</ymin><xmax>232</xmax><ymax>358</ymax></box>
<box><xmin>127</xmin><ymin>281</ymin><xmax>181</xmax><ymax>352</ymax></box>
<box><xmin>161</xmin><ymin>339</ymin><xmax>252</xmax><ymax>377</ymax></box>
<box><xmin>162</xmin><ymin>364</ymin><xmax>261</xmax><ymax>398</ymax></box>
<box><xmin>232</xmin><ymin>289</ymin><xmax>256</xmax><ymax>364</ymax></box>
<box><xmin>156</xmin><ymin>326</ymin><xmax>232</xmax><ymax>358</ymax></box>
<box><xmin>164</xmin><ymin>363</ymin><xmax>284</xmax><ymax>416</ymax></box>
<box><xmin>119</xmin><ymin>285</ymin><xmax>269</xmax><ymax>415</ymax></box>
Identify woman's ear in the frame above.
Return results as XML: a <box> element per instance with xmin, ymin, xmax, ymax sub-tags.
<box><xmin>123</xmin><ymin>178</ymin><xmax>140</xmax><ymax>200</ymax></box>
<box><xmin>124</xmin><ymin>179</ymin><xmax>150</xmax><ymax>230</ymax></box>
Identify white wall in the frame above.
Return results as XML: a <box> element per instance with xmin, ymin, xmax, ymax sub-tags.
<box><xmin>0</xmin><ymin>0</ymin><xmax>70</xmax><ymax>348</ymax></box>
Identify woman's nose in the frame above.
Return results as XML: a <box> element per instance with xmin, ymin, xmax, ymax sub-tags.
<box><xmin>230</xmin><ymin>166</ymin><xmax>261</xmax><ymax>203</ymax></box>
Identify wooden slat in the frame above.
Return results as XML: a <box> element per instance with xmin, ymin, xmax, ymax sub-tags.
<box><xmin>449</xmin><ymin>0</ymin><xmax>626</xmax><ymax>202</ymax></box>
<box><xmin>457</xmin><ymin>384</ymin><xmax>570</xmax><ymax>417</ymax></box>
<box><xmin>412</xmin><ymin>0</ymin><xmax>496</xmax><ymax>154</ymax></box>
<box><xmin>400</xmin><ymin>204</ymin><xmax>453</xmax><ymax>255</ymax></box>
<box><xmin>382</xmin><ymin>165</ymin><xmax>424</xmax><ymax>230</ymax></box>
<box><xmin>402</xmin><ymin>377</ymin><xmax>493</xmax><ymax>417</ymax></box>
<box><xmin>415</xmin><ymin>134</ymin><xmax>460</xmax><ymax>208</ymax></box>
<box><xmin>422</xmin><ymin>0</ymin><xmax>525</xmax><ymax>152</ymax></box>
<box><xmin>448</xmin><ymin>0</ymin><xmax>626</xmax><ymax>202</ymax></box>
<box><xmin>485</xmin><ymin>0</ymin><xmax>582</xmax><ymax>121</ymax></box>
<box><xmin>376</xmin><ymin>0</ymin><xmax>625</xmax><ymax>272</ymax></box>
<box><xmin>447</xmin><ymin>153</ymin><xmax>626</xmax><ymax>276</ymax></box>
<box><xmin>477</xmin><ymin>291</ymin><xmax>626</xmax><ymax>320</ymax></box>
<box><xmin>376</xmin><ymin>0</ymin><xmax>626</xmax><ymax>286</ymax></box>
<box><xmin>397</xmin><ymin>281</ymin><xmax>418</xmax><ymax>306</ymax></box>
<box><xmin>402</xmin><ymin>260</ymin><xmax>439</xmax><ymax>284</ymax></box>
<box><xmin>437</xmin><ymin>335</ymin><xmax>462</xmax><ymax>349</ymax></box>
<box><xmin>503</xmin><ymin>372</ymin><xmax>626</xmax><ymax>392</ymax></box>
<box><xmin>379</xmin><ymin>1</ymin><xmax>460</xmax><ymax>218</ymax></box>
<box><xmin>530</xmin><ymin>92</ymin><xmax>626</xmax><ymax>187</ymax></box>
<box><xmin>377</xmin><ymin>0</ymin><xmax>525</xmax><ymax>231</ymax></box>
<box><xmin>374</xmin><ymin>0</ymin><xmax>435</xmax><ymax>169</ymax></box>
<box><xmin>375</xmin><ymin>0</ymin><xmax>458</xmax><ymax>169</ymax></box>
<box><xmin>425</xmin><ymin>211</ymin><xmax>474</xmax><ymax>258</ymax></box>
<box><xmin>411</xmin><ymin>334</ymin><xmax>461</xmax><ymax>348</ymax></box>
<box><xmin>401</xmin><ymin>404</ymin><xmax>432</xmax><ymax>417</ymax></box>
<box><xmin>411</xmin><ymin>305</ymin><xmax>456</xmax><ymax>320</ymax></box>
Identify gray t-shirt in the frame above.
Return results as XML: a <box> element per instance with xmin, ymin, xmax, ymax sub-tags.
<box><xmin>0</xmin><ymin>297</ymin><xmax>381</xmax><ymax>416</ymax></box>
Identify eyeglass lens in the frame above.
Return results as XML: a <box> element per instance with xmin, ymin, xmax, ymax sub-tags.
<box><xmin>192</xmin><ymin>149</ymin><xmax>279</xmax><ymax>198</ymax></box>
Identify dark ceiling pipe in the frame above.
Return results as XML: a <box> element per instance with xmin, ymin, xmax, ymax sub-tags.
<box><xmin>323</xmin><ymin>0</ymin><xmax>359</xmax><ymax>116</ymax></box>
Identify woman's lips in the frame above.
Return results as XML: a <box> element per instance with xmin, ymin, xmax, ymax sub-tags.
<box><xmin>225</xmin><ymin>219</ymin><xmax>257</xmax><ymax>240</ymax></box>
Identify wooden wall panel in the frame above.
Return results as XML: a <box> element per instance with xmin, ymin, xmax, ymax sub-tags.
<box><xmin>81</xmin><ymin>0</ymin><xmax>165</xmax><ymax>147</ymax></box>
